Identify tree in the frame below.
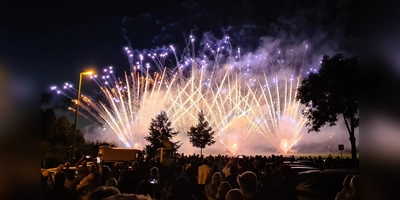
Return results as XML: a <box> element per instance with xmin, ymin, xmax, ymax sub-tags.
<box><xmin>296</xmin><ymin>54</ymin><xmax>359</xmax><ymax>161</ymax></box>
<box><xmin>41</xmin><ymin>108</ymin><xmax>86</xmax><ymax>167</ymax></box>
<box><xmin>41</xmin><ymin>108</ymin><xmax>57</xmax><ymax>141</ymax></box>
<box><xmin>187</xmin><ymin>110</ymin><xmax>216</xmax><ymax>156</ymax></box>
<box><xmin>144</xmin><ymin>111</ymin><xmax>181</xmax><ymax>157</ymax></box>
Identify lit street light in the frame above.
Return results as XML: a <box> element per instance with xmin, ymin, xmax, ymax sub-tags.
<box><xmin>72</xmin><ymin>71</ymin><xmax>93</xmax><ymax>164</ymax></box>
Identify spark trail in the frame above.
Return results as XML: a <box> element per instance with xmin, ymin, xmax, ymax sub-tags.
<box><xmin>51</xmin><ymin>34</ymin><xmax>313</xmax><ymax>155</ymax></box>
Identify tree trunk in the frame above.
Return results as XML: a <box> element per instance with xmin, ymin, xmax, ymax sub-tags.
<box><xmin>343</xmin><ymin>114</ymin><xmax>358</xmax><ymax>163</ymax></box>
<box><xmin>200</xmin><ymin>148</ymin><xmax>202</xmax><ymax>156</ymax></box>
<box><xmin>349</xmin><ymin>127</ymin><xmax>357</xmax><ymax>161</ymax></box>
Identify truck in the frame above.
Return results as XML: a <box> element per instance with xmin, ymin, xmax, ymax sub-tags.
<box><xmin>98</xmin><ymin>146</ymin><xmax>142</xmax><ymax>162</ymax></box>
<box><xmin>97</xmin><ymin>137</ymin><xmax>175</xmax><ymax>167</ymax></box>
<box><xmin>155</xmin><ymin>137</ymin><xmax>176</xmax><ymax>167</ymax></box>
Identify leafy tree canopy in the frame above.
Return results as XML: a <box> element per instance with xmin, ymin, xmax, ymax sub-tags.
<box><xmin>296</xmin><ymin>53</ymin><xmax>359</xmax><ymax>160</ymax></box>
<box><xmin>41</xmin><ymin>108</ymin><xmax>86</xmax><ymax>167</ymax></box>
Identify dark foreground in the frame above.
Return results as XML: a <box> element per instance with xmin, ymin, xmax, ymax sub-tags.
<box><xmin>41</xmin><ymin>154</ymin><xmax>359</xmax><ymax>200</ymax></box>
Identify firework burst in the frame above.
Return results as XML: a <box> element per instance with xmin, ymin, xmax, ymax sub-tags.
<box><xmin>52</xmin><ymin>34</ymin><xmax>315</xmax><ymax>155</ymax></box>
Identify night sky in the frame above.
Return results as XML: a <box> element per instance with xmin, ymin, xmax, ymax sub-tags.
<box><xmin>33</xmin><ymin>0</ymin><xmax>362</xmax><ymax>130</ymax></box>
<box><xmin>36</xmin><ymin>0</ymin><xmax>357</xmax><ymax>92</ymax></box>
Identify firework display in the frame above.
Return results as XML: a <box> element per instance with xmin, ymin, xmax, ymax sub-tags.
<box><xmin>52</xmin><ymin>35</ymin><xmax>314</xmax><ymax>155</ymax></box>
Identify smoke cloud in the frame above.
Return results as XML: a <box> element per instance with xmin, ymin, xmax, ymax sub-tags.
<box><xmin>78</xmin><ymin>0</ymin><xmax>359</xmax><ymax>155</ymax></box>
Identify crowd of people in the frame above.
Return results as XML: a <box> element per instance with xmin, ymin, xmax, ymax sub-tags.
<box><xmin>41</xmin><ymin>154</ymin><xmax>359</xmax><ymax>200</ymax></box>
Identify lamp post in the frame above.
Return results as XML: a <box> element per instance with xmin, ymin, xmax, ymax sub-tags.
<box><xmin>72</xmin><ymin>71</ymin><xmax>92</xmax><ymax>164</ymax></box>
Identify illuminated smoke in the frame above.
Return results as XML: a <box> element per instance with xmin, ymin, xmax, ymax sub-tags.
<box><xmin>52</xmin><ymin>34</ymin><xmax>314</xmax><ymax>155</ymax></box>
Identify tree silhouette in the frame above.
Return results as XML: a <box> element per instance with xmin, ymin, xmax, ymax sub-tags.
<box><xmin>296</xmin><ymin>54</ymin><xmax>359</xmax><ymax>161</ymax></box>
<box><xmin>187</xmin><ymin>110</ymin><xmax>216</xmax><ymax>156</ymax></box>
<box><xmin>41</xmin><ymin>108</ymin><xmax>86</xmax><ymax>167</ymax></box>
<box><xmin>41</xmin><ymin>108</ymin><xmax>57</xmax><ymax>141</ymax></box>
<box><xmin>144</xmin><ymin>111</ymin><xmax>181</xmax><ymax>157</ymax></box>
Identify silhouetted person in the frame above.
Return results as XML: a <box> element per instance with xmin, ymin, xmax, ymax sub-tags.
<box><xmin>237</xmin><ymin>171</ymin><xmax>268</xmax><ymax>200</ymax></box>
<box><xmin>118</xmin><ymin>161</ymin><xmax>142</xmax><ymax>194</ymax></box>
<box><xmin>147</xmin><ymin>167</ymin><xmax>161</xmax><ymax>187</ymax></box>
<box><xmin>185</xmin><ymin>160</ymin><xmax>199</xmax><ymax>195</ymax></box>
<box><xmin>215</xmin><ymin>181</ymin><xmax>232</xmax><ymax>200</ymax></box>
<box><xmin>198</xmin><ymin>158</ymin><xmax>211</xmax><ymax>198</ymax></box>
<box><xmin>225</xmin><ymin>188</ymin><xmax>244</xmax><ymax>200</ymax></box>
<box><xmin>76</xmin><ymin>164</ymin><xmax>101</xmax><ymax>200</ymax></box>
<box><xmin>87</xmin><ymin>186</ymin><xmax>120</xmax><ymax>200</ymax></box>
<box><xmin>149</xmin><ymin>157</ymin><xmax>167</xmax><ymax>182</ymax></box>
<box><xmin>137</xmin><ymin>177</ymin><xmax>166</xmax><ymax>200</ymax></box>
<box><xmin>349</xmin><ymin>175</ymin><xmax>359</xmax><ymax>200</ymax></box>
<box><xmin>225</xmin><ymin>165</ymin><xmax>240</xmax><ymax>189</ymax></box>
<box><xmin>205</xmin><ymin>172</ymin><xmax>222</xmax><ymax>200</ymax></box>
<box><xmin>167</xmin><ymin>176</ymin><xmax>196</xmax><ymax>200</ymax></box>
<box><xmin>222</xmin><ymin>159</ymin><xmax>235</xmax><ymax>179</ymax></box>
<box><xmin>48</xmin><ymin>164</ymin><xmax>64</xmax><ymax>189</ymax></box>
<box><xmin>205</xmin><ymin>163</ymin><xmax>221</xmax><ymax>185</ymax></box>
<box><xmin>106</xmin><ymin>162</ymin><xmax>121</xmax><ymax>181</ymax></box>
<box><xmin>237</xmin><ymin>159</ymin><xmax>246</xmax><ymax>174</ymax></box>
<box><xmin>335</xmin><ymin>174</ymin><xmax>354</xmax><ymax>200</ymax></box>
<box><xmin>63</xmin><ymin>161</ymin><xmax>75</xmax><ymax>181</ymax></box>
<box><xmin>106</xmin><ymin>178</ymin><xmax>118</xmax><ymax>187</ymax></box>
<box><xmin>166</xmin><ymin>165</ymin><xmax>184</xmax><ymax>191</ymax></box>
<box><xmin>277</xmin><ymin>165</ymin><xmax>297</xmax><ymax>200</ymax></box>
<box><xmin>46</xmin><ymin>168</ymin><xmax>75</xmax><ymax>200</ymax></box>
<box><xmin>103</xmin><ymin>194</ymin><xmax>153</xmax><ymax>200</ymax></box>
<box><xmin>76</xmin><ymin>158</ymin><xmax>90</xmax><ymax>182</ymax></box>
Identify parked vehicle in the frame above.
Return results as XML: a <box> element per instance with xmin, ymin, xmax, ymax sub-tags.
<box><xmin>284</xmin><ymin>160</ymin><xmax>321</xmax><ymax>168</ymax></box>
<box><xmin>296</xmin><ymin>169</ymin><xmax>358</xmax><ymax>200</ymax></box>
<box><xmin>98</xmin><ymin>146</ymin><xmax>142</xmax><ymax>162</ymax></box>
<box><xmin>289</xmin><ymin>166</ymin><xmax>319</xmax><ymax>179</ymax></box>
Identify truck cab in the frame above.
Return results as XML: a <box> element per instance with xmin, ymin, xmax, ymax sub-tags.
<box><xmin>155</xmin><ymin>137</ymin><xmax>176</xmax><ymax>167</ymax></box>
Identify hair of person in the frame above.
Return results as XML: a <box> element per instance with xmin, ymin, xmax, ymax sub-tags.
<box><xmin>87</xmin><ymin>186</ymin><xmax>120</xmax><ymax>200</ymax></box>
<box><xmin>217</xmin><ymin>181</ymin><xmax>232</xmax><ymax>199</ymax></box>
<box><xmin>230</xmin><ymin>165</ymin><xmax>238</xmax><ymax>174</ymax></box>
<box><xmin>343</xmin><ymin>174</ymin><xmax>354</xmax><ymax>189</ymax></box>
<box><xmin>150</xmin><ymin>167</ymin><xmax>159</xmax><ymax>176</ymax></box>
<box><xmin>103</xmin><ymin>193</ymin><xmax>153</xmax><ymax>200</ymax></box>
<box><xmin>212</xmin><ymin>172</ymin><xmax>222</xmax><ymax>183</ymax></box>
<box><xmin>350</xmin><ymin>175</ymin><xmax>359</xmax><ymax>194</ymax></box>
<box><xmin>106</xmin><ymin>178</ymin><xmax>118</xmax><ymax>187</ymax></box>
<box><xmin>225</xmin><ymin>188</ymin><xmax>244</xmax><ymax>200</ymax></box>
<box><xmin>211</xmin><ymin>163</ymin><xmax>220</xmax><ymax>172</ymax></box>
<box><xmin>237</xmin><ymin>171</ymin><xmax>257</xmax><ymax>195</ymax></box>
<box><xmin>175</xmin><ymin>165</ymin><xmax>183</xmax><ymax>173</ymax></box>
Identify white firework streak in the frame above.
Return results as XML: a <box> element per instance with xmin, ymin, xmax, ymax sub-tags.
<box><xmin>79</xmin><ymin>65</ymin><xmax>307</xmax><ymax>154</ymax></box>
<box><xmin>52</xmin><ymin>36</ymin><xmax>311</xmax><ymax>154</ymax></box>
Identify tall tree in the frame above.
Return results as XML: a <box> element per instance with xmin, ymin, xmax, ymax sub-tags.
<box><xmin>187</xmin><ymin>110</ymin><xmax>216</xmax><ymax>156</ymax></box>
<box><xmin>41</xmin><ymin>108</ymin><xmax>57</xmax><ymax>141</ymax></box>
<box><xmin>144</xmin><ymin>111</ymin><xmax>181</xmax><ymax>157</ymax></box>
<box><xmin>41</xmin><ymin>108</ymin><xmax>86</xmax><ymax>167</ymax></box>
<box><xmin>296</xmin><ymin>54</ymin><xmax>359</xmax><ymax>161</ymax></box>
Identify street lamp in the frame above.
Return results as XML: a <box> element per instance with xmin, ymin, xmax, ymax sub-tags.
<box><xmin>72</xmin><ymin>71</ymin><xmax>93</xmax><ymax>164</ymax></box>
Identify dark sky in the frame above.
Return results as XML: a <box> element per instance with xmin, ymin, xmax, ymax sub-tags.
<box><xmin>35</xmin><ymin>0</ymin><xmax>354</xmax><ymax>92</ymax></box>
<box><xmin>30</xmin><ymin>0</ymin><xmax>360</xmax><ymax>117</ymax></box>
<box><xmin>32</xmin><ymin>0</ymin><xmax>361</xmax><ymax>125</ymax></box>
